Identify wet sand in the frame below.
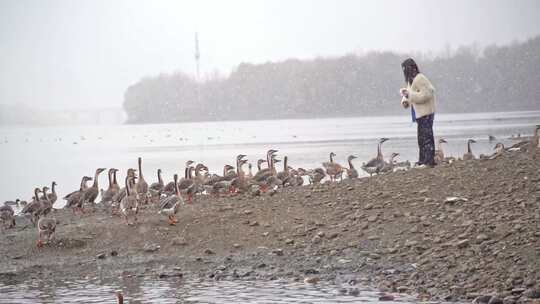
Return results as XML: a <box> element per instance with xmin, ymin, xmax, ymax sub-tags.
<box><xmin>1</xmin><ymin>149</ymin><xmax>539</xmax><ymax>303</ymax></box>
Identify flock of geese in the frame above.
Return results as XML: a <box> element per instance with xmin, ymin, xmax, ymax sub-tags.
<box><xmin>0</xmin><ymin>125</ymin><xmax>538</xmax><ymax>248</ymax></box>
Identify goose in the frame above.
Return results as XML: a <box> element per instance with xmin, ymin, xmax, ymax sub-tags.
<box><xmin>345</xmin><ymin>155</ymin><xmax>358</xmax><ymax>179</ymax></box>
<box><xmin>163</xmin><ymin>161</ymin><xmax>194</xmax><ymax>194</ymax></box>
<box><xmin>0</xmin><ymin>203</ymin><xmax>15</xmax><ymax>229</ymax></box>
<box><xmin>434</xmin><ymin>138</ymin><xmax>447</xmax><ymax>165</ymax></box>
<box><xmin>46</xmin><ymin>182</ymin><xmax>57</xmax><ymax>206</ymax></box>
<box><xmin>253</xmin><ymin>149</ymin><xmax>278</xmax><ymax>182</ymax></box>
<box><xmin>101</xmin><ymin>169</ymin><xmax>119</xmax><ymax>204</ymax></box>
<box><xmin>36</xmin><ymin>217</ymin><xmax>57</xmax><ymax>247</ymax></box>
<box><xmin>253</xmin><ymin>153</ymin><xmax>280</xmax><ymax>191</ymax></box>
<box><xmin>39</xmin><ymin>187</ymin><xmax>53</xmax><ymax>217</ymax></box>
<box><xmin>322</xmin><ymin>152</ymin><xmax>345</xmax><ymax>181</ymax></box>
<box><xmin>119</xmin><ymin>175</ymin><xmax>139</xmax><ymax>225</ymax></box>
<box><xmin>181</xmin><ymin>164</ymin><xmax>208</xmax><ymax>202</ymax></box>
<box><xmin>530</xmin><ymin>125</ymin><xmax>540</xmax><ymax>149</ymax></box>
<box><xmin>308</xmin><ymin>168</ymin><xmax>326</xmax><ymax>184</ymax></box>
<box><xmin>159</xmin><ymin>174</ymin><xmax>183</xmax><ymax>225</ymax></box>
<box><xmin>82</xmin><ymin>168</ymin><xmax>106</xmax><ymax>205</ymax></box>
<box><xmin>135</xmin><ymin>157</ymin><xmax>149</xmax><ymax>203</ymax></box>
<box><xmin>21</xmin><ymin>188</ymin><xmax>44</xmax><ymax>226</ymax></box>
<box><xmin>64</xmin><ymin>176</ymin><xmax>93</xmax><ymax>214</ymax></box>
<box><xmin>380</xmin><ymin>152</ymin><xmax>400</xmax><ymax>173</ymax></box>
<box><xmin>247</xmin><ymin>163</ymin><xmax>253</xmax><ymax>179</ymax></box>
<box><xmin>362</xmin><ymin>138</ymin><xmax>389</xmax><ymax>176</ymax></box>
<box><xmin>276</xmin><ymin>156</ymin><xmax>291</xmax><ymax>184</ymax></box>
<box><xmin>112</xmin><ymin>168</ymin><xmax>137</xmax><ymax>206</ymax></box>
<box><xmin>64</xmin><ymin>175</ymin><xmax>92</xmax><ymax>201</ymax></box>
<box><xmin>150</xmin><ymin>168</ymin><xmax>164</xmax><ymax>192</ymax></box>
<box><xmin>463</xmin><ymin>139</ymin><xmax>477</xmax><ymax>161</ymax></box>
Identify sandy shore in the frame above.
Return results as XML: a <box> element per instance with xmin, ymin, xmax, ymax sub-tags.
<box><xmin>1</xmin><ymin>149</ymin><xmax>539</xmax><ymax>303</ymax></box>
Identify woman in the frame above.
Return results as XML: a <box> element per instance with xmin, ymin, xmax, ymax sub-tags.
<box><xmin>400</xmin><ymin>58</ymin><xmax>436</xmax><ymax>167</ymax></box>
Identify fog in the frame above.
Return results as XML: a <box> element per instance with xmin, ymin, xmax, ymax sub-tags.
<box><xmin>0</xmin><ymin>0</ymin><xmax>539</xmax><ymax>123</ymax></box>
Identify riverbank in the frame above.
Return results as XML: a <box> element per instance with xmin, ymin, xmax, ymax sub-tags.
<box><xmin>1</xmin><ymin>149</ymin><xmax>539</xmax><ymax>303</ymax></box>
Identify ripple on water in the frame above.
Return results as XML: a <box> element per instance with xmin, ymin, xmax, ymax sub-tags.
<box><xmin>0</xmin><ymin>277</ymin><xmax>423</xmax><ymax>304</ymax></box>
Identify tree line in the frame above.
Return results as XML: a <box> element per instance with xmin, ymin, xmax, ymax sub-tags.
<box><xmin>123</xmin><ymin>36</ymin><xmax>540</xmax><ymax>124</ymax></box>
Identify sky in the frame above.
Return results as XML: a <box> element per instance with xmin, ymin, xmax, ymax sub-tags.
<box><xmin>0</xmin><ymin>0</ymin><xmax>539</xmax><ymax>110</ymax></box>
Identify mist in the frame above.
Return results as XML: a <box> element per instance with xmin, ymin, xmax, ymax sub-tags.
<box><xmin>1</xmin><ymin>0</ymin><xmax>539</xmax><ymax>125</ymax></box>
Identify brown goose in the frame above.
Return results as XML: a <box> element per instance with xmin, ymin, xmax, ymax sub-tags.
<box><xmin>163</xmin><ymin>160</ymin><xmax>194</xmax><ymax>194</ymax></box>
<box><xmin>64</xmin><ymin>176</ymin><xmax>93</xmax><ymax>214</ymax></box>
<box><xmin>150</xmin><ymin>168</ymin><xmax>164</xmax><ymax>192</ymax></box>
<box><xmin>45</xmin><ymin>182</ymin><xmax>57</xmax><ymax>206</ymax></box>
<box><xmin>0</xmin><ymin>203</ymin><xmax>15</xmax><ymax>229</ymax></box>
<box><xmin>463</xmin><ymin>139</ymin><xmax>476</xmax><ymax>161</ymax></box>
<box><xmin>362</xmin><ymin>138</ymin><xmax>389</xmax><ymax>176</ymax></box>
<box><xmin>434</xmin><ymin>138</ymin><xmax>447</xmax><ymax>165</ymax></box>
<box><xmin>101</xmin><ymin>168</ymin><xmax>119</xmax><ymax>204</ymax></box>
<box><xmin>36</xmin><ymin>216</ymin><xmax>57</xmax><ymax>247</ymax></box>
<box><xmin>345</xmin><ymin>155</ymin><xmax>358</xmax><ymax>179</ymax></box>
<box><xmin>253</xmin><ymin>149</ymin><xmax>278</xmax><ymax>182</ymax></box>
<box><xmin>82</xmin><ymin>168</ymin><xmax>106</xmax><ymax>204</ymax></box>
<box><xmin>21</xmin><ymin>188</ymin><xmax>43</xmax><ymax>226</ymax></box>
<box><xmin>322</xmin><ymin>152</ymin><xmax>344</xmax><ymax>181</ymax></box>
<box><xmin>120</xmin><ymin>175</ymin><xmax>139</xmax><ymax>225</ymax></box>
<box><xmin>135</xmin><ymin>157</ymin><xmax>149</xmax><ymax>203</ymax></box>
<box><xmin>159</xmin><ymin>174</ymin><xmax>182</xmax><ymax>225</ymax></box>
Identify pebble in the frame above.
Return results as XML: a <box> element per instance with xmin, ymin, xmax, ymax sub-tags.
<box><xmin>204</xmin><ymin>248</ymin><xmax>215</xmax><ymax>255</ymax></box>
<box><xmin>523</xmin><ymin>288</ymin><xmax>540</xmax><ymax>299</ymax></box>
<box><xmin>488</xmin><ymin>297</ymin><xmax>503</xmax><ymax>304</ymax></box>
<box><xmin>304</xmin><ymin>277</ymin><xmax>320</xmax><ymax>284</ymax></box>
<box><xmin>96</xmin><ymin>253</ymin><xmax>106</xmax><ymax>259</ymax></box>
<box><xmin>285</xmin><ymin>239</ymin><xmax>294</xmax><ymax>245</ymax></box>
<box><xmin>143</xmin><ymin>243</ymin><xmax>160</xmax><ymax>253</ymax></box>
<box><xmin>378</xmin><ymin>294</ymin><xmax>395</xmax><ymax>301</ymax></box>
<box><xmin>455</xmin><ymin>239</ymin><xmax>470</xmax><ymax>248</ymax></box>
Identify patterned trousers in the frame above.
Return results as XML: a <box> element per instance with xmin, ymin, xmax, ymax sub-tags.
<box><xmin>416</xmin><ymin>113</ymin><xmax>435</xmax><ymax>166</ymax></box>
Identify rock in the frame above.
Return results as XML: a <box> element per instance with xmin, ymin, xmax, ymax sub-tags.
<box><xmin>233</xmin><ymin>243</ymin><xmax>242</xmax><ymax>249</ymax></box>
<box><xmin>378</xmin><ymin>294</ymin><xmax>395</xmax><ymax>301</ymax></box>
<box><xmin>348</xmin><ymin>288</ymin><xmax>360</xmax><ymax>296</ymax></box>
<box><xmin>243</xmin><ymin>210</ymin><xmax>253</xmax><ymax>215</ymax></box>
<box><xmin>304</xmin><ymin>277</ymin><xmax>320</xmax><ymax>284</ymax></box>
<box><xmin>110</xmin><ymin>250</ymin><xmax>118</xmax><ymax>257</ymax></box>
<box><xmin>249</xmin><ymin>221</ymin><xmax>259</xmax><ymax>227</ymax></box>
<box><xmin>143</xmin><ymin>243</ymin><xmax>161</xmax><ymax>253</ymax></box>
<box><xmin>523</xmin><ymin>288</ymin><xmax>540</xmax><ymax>299</ymax></box>
<box><xmin>397</xmin><ymin>286</ymin><xmax>409</xmax><ymax>293</ymax></box>
<box><xmin>511</xmin><ymin>288</ymin><xmax>526</xmax><ymax>295</ymax></box>
<box><xmin>96</xmin><ymin>253</ymin><xmax>106</xmax><ymax>259</ymax></box>
<box><xmin>444</xmin><ymin>196</ymin><xmax>468</xmax><ymax>204</ymax></box>
<box><xmin>328</xmin><ymin>232</ymin><xmax>339</xmax><ymax>239</ymax></box>
<box><xmin>171</xmin><ymin>238</ymin><xmax>188</xmax><ymax>246</ymax></box>
<box><xmin>476</xmin><ymin>233</ymin><xmax>490</xmax><ymax>242</ymax></box>
<box><xmin>488</xmin><ymin>297</ymin><xmax>503</xmax><ymax>304</ymax></box>
<box><xmin>285</xmin><ymin>239</ymin><xmax>294</xmax><ymax>245</ymax></box>
<box><xmin>272</xmin><ymin>249</ymin><xmax>284</xmax><ymax>256</ymax></box>
<box><xmin>455</xmin><ymin>239</ymin><xmax>470</xmax><ymax>248</ymax></box>
<box><xmin>502</xmin><ymin>296</ymin><xmax>517</xmax><ymax>304</ymax></box>
<box><xmin>204</xmin><ymin>248</ymin><xmax>215</xmax><ymax>255</ymax></box>
<box><xmin>474</xmin><ymin>295</ymin><xmax>492</xmax><ymax>304</ymax></box>
<box><xmin>158</xmin><ymin>271</ymin><xmax>183</xmax><ymax>278</ymax></box>
<box><xmin>368</xmin><ymin>215</ymin><xmax>378</xmax><ymax>222</ymax></box>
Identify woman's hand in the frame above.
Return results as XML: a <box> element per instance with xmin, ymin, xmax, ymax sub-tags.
<box><xmin>401</xmin><ymin>95</ymin><xmax>410</xmax><ymax>108</ymax></box>
<box><xmin>400</xmin><ymin>88</ymin><xmax>409</xmax><ymax>98</ymax></box>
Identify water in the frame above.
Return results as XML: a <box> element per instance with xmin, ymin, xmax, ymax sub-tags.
<box><xmin>1</xmin><ymin>111</ymin><xmax>539</xmax><ymax>204</ymax></box>
<box><xmin>0</xmin><ymin>277</ymin><xmax>421</xmax><ymax>303</ymax></box>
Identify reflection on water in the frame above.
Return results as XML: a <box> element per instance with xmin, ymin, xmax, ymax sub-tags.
<box><xmin>0</xmin><ymin>277</ymin><xmax>420</xmax><ymax>304</ymax></box>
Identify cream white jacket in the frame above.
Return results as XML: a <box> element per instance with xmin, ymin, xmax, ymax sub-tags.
<box><xmin>407</xmin><ymin>73</ymin><xmax>435</xmax><ymax>118</ymax></box>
